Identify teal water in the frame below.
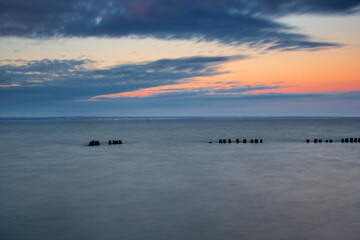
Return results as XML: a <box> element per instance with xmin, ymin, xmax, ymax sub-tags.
<box><xmin>0</xmin><ymin>118</ymin><xmax>360</xmax><ymax>240</ymax></box>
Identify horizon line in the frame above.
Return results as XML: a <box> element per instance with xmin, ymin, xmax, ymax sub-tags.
<box><xmin>1</xmin><ymin>116</ymin><xmax>360</xmax><ymax>120</ymax></box>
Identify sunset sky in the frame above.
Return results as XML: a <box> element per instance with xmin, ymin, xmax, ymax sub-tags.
<box><xmin>0</xmin><ymin>0</ymin><xmax>359</xmax><ymax>116</ymax></box>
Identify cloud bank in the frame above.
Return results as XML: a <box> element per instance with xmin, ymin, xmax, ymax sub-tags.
<box><xmin>1</xmin><ymin>56</ymin><xmax>360</xmax><ymax>116</ymax></box>
<box><xmin>1</xmin><ymin>0</ymin><xmax>359</xmax><ymax>50</ymax></box>
<box><xmin>0</xmin><ymin>56</ymin><xmax>243</xmax><ymax>102</ymax></box>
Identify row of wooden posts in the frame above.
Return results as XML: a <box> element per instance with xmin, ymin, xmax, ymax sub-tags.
<box><xmin>210</xmin><ymin>139</ymin><xmax>263</xmax><ymax>144</ymax></box>
<box><xmin>306</xmin><ymin>139</ymin><xmax>332</xmax><ymax>143</ymax></box>
<box><xmin>88</xmin><ymin>140</ymin><xmax>122</xmax><ymax>146</ymax></box>
<box><xmin>89</xmin><ymin>137</ymin><xmax>360</xmax><ymax>146</ymax></box>
<box><xmin>306</xmin><ymin>138</ymin><xmax>360</xmax><ymax>143</ymax></box>
<box><xmin>88</xmin><ymin>140</ymin><xmax>100</xmax><ymax>146</ymax></box>
<box><xmin>341</xmin><ymin>138</ymin><xmax>359</xmax><ymax>143</ymax></box>
<box><xmin>109</xmin><ymin>140</ymin><xmax>122</xmax><ymax>145</ymax></box>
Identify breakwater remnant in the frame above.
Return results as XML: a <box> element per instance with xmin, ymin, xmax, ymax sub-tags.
<box><xmin>217</xmin><ymin>138</ymin><xmax>262</xmax><ymax>144</ymax></box>
<box><xmin>88</xmin><ymin>140</ymin><xmax>100</xmax><ymax>146</ymax></box>
<box><xmin>305</xmin><ymin>139</ymin><xmax>335</xmax><ymax>143</ymax></box>
<box><xmin>341</xmin><ymin>138</ymin><xmax>360</xmax><ymax>143</ymax></box>
<box><xmin>110</xmin><ymin>140</ymin><xmax>122</xmax><ymax>145</ymax></box>
<box><xmin>312</xmin><ymin>138</ymin><xmax>331</xmax><ymax>143</ymax></box>
<box><xmin>89</xmin><ymin>139</ymin><xmax>124</xmax><ymax>146</ymax></box>
<box><xmin>250</xmin><ymin>139</ymin><xmax>262</xmax><ymax>143</ymax></box>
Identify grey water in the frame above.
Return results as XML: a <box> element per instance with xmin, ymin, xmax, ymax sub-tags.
<box><xmin>0</xmin><ymin>118</ymin><xmax>360</xmax><ymax>240</ymax></box>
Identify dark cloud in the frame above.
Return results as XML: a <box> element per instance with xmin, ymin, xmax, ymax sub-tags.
<box><xmin>251</xmin><ymin>0</ymin><xmax>360</xmax><ymax>15</ymax></box>
<box><xmin>3</xmin><ymin>86</ymin><xmax>360</xmax><ymax>117</ymax></box>
<box><xmin>1</xmin><ymin>52</ymin><xmax>359</xmax><ymax>116</ymax></box>
<box><xmin>93</xmin><ymin>79</ymin><xmax>359</xmax><ymax>102</ymax></box>
<box><xmin>0</xmin><ymin>55</ymin><xmax>243</xmax><ymax>103</ymax></box>
<box><xmin>2</xmin><ymin>55</ymin><xmax>359</xmax><ymax>112</ymax></box>
<box><xmin>199</xmin><ymin>91</ymin><xmax>360</xmax><ymax>103</ymax></box>
<box><xmin>108</xmin><ymin>86</ymin><xmax>360</xmax><ymax>103</ymax></box>
<box><xmin>0</xmin><ymin>59</ymin><xmax>91</xmax><ymax>86</ymax></box>
<box><xmin>1</xmin><ymin>0</ymin><xmax>357</xmax><ymax>50</ymax></box>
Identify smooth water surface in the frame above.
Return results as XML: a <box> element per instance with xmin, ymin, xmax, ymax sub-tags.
<box><xmin>1</xmin><ymin>118</ymin><xmax>360</xmax><ymax>240</ymax></box>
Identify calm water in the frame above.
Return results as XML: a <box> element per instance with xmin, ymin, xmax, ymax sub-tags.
<box><xmin>0</xmin><ymin>118</ymin><xmax>360</xmax><ymax>240</ymax></box>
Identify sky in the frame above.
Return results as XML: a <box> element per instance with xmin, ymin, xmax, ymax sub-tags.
<box><xmin>0</xmin><ymin>0</ymin><xmax>360</xmax><ymax>117</ymax></box>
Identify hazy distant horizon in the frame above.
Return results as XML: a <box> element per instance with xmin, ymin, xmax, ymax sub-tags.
<box><xmin>2</xmin><ymin>116</ymin><xmax>360</xmax><ymax>120</ymax></box>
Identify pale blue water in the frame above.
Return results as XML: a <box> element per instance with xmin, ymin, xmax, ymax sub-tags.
<box><xmin>1</xmin><ymin>118</ymin><xmax>360</xmax><ymax>240</ymax></box>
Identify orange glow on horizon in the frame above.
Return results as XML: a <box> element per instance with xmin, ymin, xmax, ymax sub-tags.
<box><xmin>93</xmin><ymin>44</ymin><xmax>360</xmax><ymax>99</ymax></box>
<box><xmin>94</xmin><ymin>89</ymin><xmax>182</xmax><ymax>98</ymax></box>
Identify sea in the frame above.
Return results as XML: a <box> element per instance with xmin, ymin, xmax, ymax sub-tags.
<box><xmin>0</xmin><ymin>117</ymin><xmax>360</xmax><ymax>240</ymax></box>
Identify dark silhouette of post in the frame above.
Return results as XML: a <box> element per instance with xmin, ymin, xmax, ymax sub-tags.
<box><xmin>89</xmin><ymin>140</ymin><xmax>100</xmax><ymax>146</ymax></box>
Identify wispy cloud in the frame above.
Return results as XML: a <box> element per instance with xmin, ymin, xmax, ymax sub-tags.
<box><xmin>1</xmin><ymin>55</ymin><xmax>359</xmax><ymax>116</ymax></box>
<box><xmin>1</xmin><ymin>0</ymin><xmax>357</xmax><ymax>50</ymax></box>
<box><xmin>0</xmin><ymin>55</ymin><xmax>244</xmax><ymax>102</ymax></box>
<box><xmin>92</xmin><ymin>84</ymin><xmax>285</xmax><ymax>99</ymax></box>
<box><xmin>0</xmin><ymin>59</ymin><xmax>92</xmax><ymax>87</ymax></box>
